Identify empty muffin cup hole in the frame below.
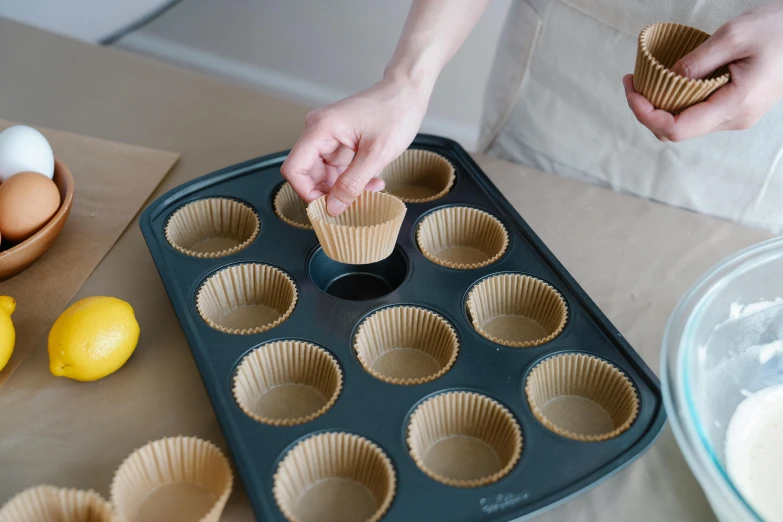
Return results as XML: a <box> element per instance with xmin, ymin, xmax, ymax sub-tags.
<box><xmin>379</xmin><ymin>149</ymin><xmax>455</xmax><ymax>203</ymax></box>
<box><xmin>407</xmin><ymin>391</ymin><xmax>522</xmax><ymax>488</ymax></box>
<box><xmin>165</xmin><ymin>198</ymin><xmax>259</xmax><ymax>258</ymax></box>
<box><xmin>354</xmin><ymin>306</ymin><xmax>458</xmax><ymax>385</ymax></box>
<box><xmin>197</xmin><ymin>263</ymin><xmax>297</xmax><ymax>334</ymax></box>
<box><xmin>309</xmin><ymin>245</ymin><xmax>407</xmax><ymax>301</ymax></box>
<box><xmin>525</xmin><ymin>353</ymin><xmax>639</xmax><ymax>441</ymax></box>
<box><xmin>274</xmin><ymin>182</ymin><xmax>312</xmax><ymax>230</ymax></box>
<box><xmin>273</xmin><ymin>432</ymin><xmax>396</xmax><ymax>522</ymax></box>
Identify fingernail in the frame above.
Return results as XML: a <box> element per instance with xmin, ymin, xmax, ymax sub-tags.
<box><xmin>327</xmin><ymin>196</ymin><xmax>347</xmax><ymax>216</ymax></box>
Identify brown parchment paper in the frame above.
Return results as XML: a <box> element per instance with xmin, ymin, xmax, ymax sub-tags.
<box><xmin>0</xmin><ymin>120</ymin><xmax>179</xmax><ymax>385</ymax></box>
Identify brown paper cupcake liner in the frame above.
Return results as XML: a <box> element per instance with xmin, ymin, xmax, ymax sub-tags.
<box><xmin>274</xmin><ymin>182</ymin><xmax>313</xmax><ymax>230</ymax></box>
<box><xmin>0</xmin><ymin>485</ymin><xmax>114</xmax><ymax>522</ymax></box>
<box><xmin>110</xmin><ymin>436</ymin><xmax>233</xmax><ymax>522</ymax></box>
<box><xmin>417</xmin><ymin>207</ymin><xmax>508</xmax><ymax>269</ymax></box>
<box><xmin>196</xmin><ymin>263</ymin><xmax>298</xmax><ymax>335</ymax></box>
<box><xmin>233</xmin><ymin>340</ymin><xmax>343</xmax><ymax>426</ymax></box>
<box><xmin>307</xmin><ymin>191</ymin><xmax>407</xmax><ymax>264</ymax></box>
<box><xmin>466</xmin><ymin>273</ymin><xmax>568</xmax><ymax>347</ymax></box>
<box><xmin>354</xmin><ymin>306</ymin><xmax>459</xmax><ymax>385</ymax></box>
<box><xmin>634</xmin><ymin>23</ymin><xmax>729</xmax><ymax>114</ymax></box>
<box><xmin>407</xmin><ymin>391</ymin><xmax>522</xmax><ymax>488</ymax></box>
<box><xmin>165</xmin><ymin>198</ymin><xmax>260</xmax><ymax>258</ymax></box>
<box><xmin>379</xmin><ymin>149</ymin><xmax>455</xmax><ymax>203</ymax></box>
<box><xmin>273</xmin><ymin>432</ymin><xmax>396</xmax><ymax>522</ymax></box>
<box><xmin>525</xmin><ymin>353</ymin><xmax>639</xmax><ymax>442</ymax></box>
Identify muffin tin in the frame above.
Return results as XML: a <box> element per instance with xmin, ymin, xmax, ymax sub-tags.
<box><xmin>139</xmin><ymin>134</ymin><xmax>665</xmax><ymax>522</ymax></box>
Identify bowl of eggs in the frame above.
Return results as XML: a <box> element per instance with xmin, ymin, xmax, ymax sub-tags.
<box><xmin>0</xmin><ymin>125</ymin><xmax>74</xmax><ymax>280</ymax></box>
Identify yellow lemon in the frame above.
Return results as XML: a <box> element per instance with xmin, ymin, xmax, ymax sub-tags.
<box><xmin>0</xmin><ymin>296</ymin><xmax>16</xmax><ymax>372</ymax></box>
<box><xmin>48</xmin><ymin>296</ymin><xmax>140</xmax><ymax>381</ymax></box>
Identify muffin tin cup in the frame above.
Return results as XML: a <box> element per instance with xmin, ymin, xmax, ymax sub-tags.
<box><xmin>466</xmin><ymin>273</ymin><xmax>568</xmax><ymax>347</ymax></box>
<box><xmin>379</xmin><ymin>150</ymin><xmax>455</xmax><ymax>203</ymax></box>
<box><xmin>110</xmin><ymin>436</ymin><xmax>233</xmax><ymax>522</ymax></box>
<box><xmin>196</xmin><ymin>263</ymin><xmax>298</xmax><ymax>335</ymax></box>
<box><xmin>306</xmin><ymin>191</ymin><xmax>407</xmax><ymax>264</ymax></box>
<box><xmin>165</xmin><ymin>198</ymin><xmax>260</xmax><ymax>258</ymax></box>
<box><xmin>354</xmin><ymin>306</ymin><xmax>459</xmax><ymax>385</ymax></box>
<box><xmin>273</xmin><ymin>432</ymin><xmax>396</xmax><ymax>522</ymax></box>
<box><xmin>525</xmin><ymin>353</ymin><xmax>640</xmax><ymax>442</ymax></box>
<box><xmin>407</xmin><ymin>391</ymin><xmax>523</xmax><ymax>488</ymax></box>
<box><xmin>634</xmin><ymin>23</ymin><xmax>729</xmax><ymax>114</ymax></box>
<box><xmin>274</xmin><ymin>182</ymin><xmax>312</xmax><ymax>230</ymax></box>
<box><xmin>0</xmin><ymin>485</ymin><xmax>114</xmax><ymax>522</ymax></box>
<box><xmin>417</xmin><ymin>206</ymin><xmax>508</xmax><ymax>269</ymax></box>
<box><xmin>233</xmin><ymin>340</ymin><xmax>343</xmax><ymax>426</ymax></box>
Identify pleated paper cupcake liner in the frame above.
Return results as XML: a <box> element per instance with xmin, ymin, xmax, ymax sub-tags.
<box><xmin>196</xmin><ymin>263</ymin><xmax>298</xmax><ymax>335</ymax></box>
<box><xmin>233</xmin><ymin>340</ymin><xmax>343</xmax><ymax>426</ymax></box>
<box><xmin>525</xmin><ymin>353</ymin><xmax>639</xmax><ymax>441</ymax></box>
<box><xmin>407</xmin><ymin>391</ymin><xmax>522</xmax><ymax>488</ymax></box>
<box><xmin>354</xmin><ymin>306</ymin><xmax>459</xmax><ymax>385</ymax></box>
<box><xmin>165</xmin><ymin>198</ymin><xmax>260</xmax><ymax>258</ymax></box>
<box><xmin>466</xmin><ymin>274</ymin><xmax>568</xmax><ymax>347</ymax></box>
<box><xmin>307</xmin><ymin>191</ymin><xmax>406</xmax><ymax>264</ymax></box>
<box><xmin>110</xmin><ymin>436</ymin><xmax>233</xmax><ymax>522</ymax></box>
<box><xmin>634</xmin><ymin>23</ymin><xmax>729</xmax><ymax>114</ymax></box>
<box><xmin>379</xmin><ymin>149</ymin><xmax>455</xmax><ymax>203</ymax></box>
<box><xmin>0</xmin><ymin>485</ymin><xmax>114</xmax><ymax>522</ymax></box>
<box><xmin>417</xmin><ymin>206</ymin><xmax>508</xmax><ymax>269</ymax></box>
<box><xmin>274</xmin><ymin>182</ymin><xmax>313</xmax><ymax>230</ymax></box>
<box><xmin>273</xmin><ymin>432</ymin><xmax>396</xmax><ymax>522</ymax></box>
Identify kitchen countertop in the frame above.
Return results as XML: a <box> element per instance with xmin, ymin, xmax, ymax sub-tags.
<box><xmin>0</xmin><ymin>18</ymin><xmax>773</xmax><ymax>522</ymax></box>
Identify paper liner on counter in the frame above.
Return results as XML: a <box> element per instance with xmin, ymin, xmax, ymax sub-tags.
<box><xmin>0</xmin><ymin>485</ymin><xmax>113</xmax><ymax>522</ymax></box>
<box><xmin>407</xmin><ymin>391</ymin><xmax>522</xmax><ymax>488</ymax></box>
<box><xmin>307</xmin><ymin>191</ymin><xmax>406</xmax><ymax>264</ymax></box>
<box><xmin>354</xmin><ymin>306</ymin><xmax>459</xmax><ymax>385</ymax></box>
<box><xmin>379</xmin><ymin>149</ymin><xmax>455</xmax><ymax>203</ymax></box>
<box><xmin>525</xmin><ymin>353</ymin><xmax>639</xmax><ymax>442</ymax></box>
<box><xmin>416</xmin><ymin>206</ymin><xmax>508</xmax><ymax>269</ymax></box>
<box><xmin>233</xmin><ymin>340</ymin><xmax>343</xmax><ymax>426</ymax></box>
<box><xmin>196</xmin><ymin>263</ymin><xmax>297</xmax><ymax>335</ymax></box>
<box><xmin>110</xmin><ymin>436</ymin><xmax>233</xmax><ymax>522</ymax></box>
<box><xmin>273</xmin><ymin>432</ymin><xmax>396</xmax><ymax>522</ymax></box>
<box><xmin>165</xmin><ymin>198</ymin><xmax>260</xmax><ymax>258</ymax></box>
<box><xmin>274</xmin><ymin>182</ymin><xmax>312</xmax><ymax>230</ymax></box>
<box><xmin>634</xmin><ymin>23</ymin><xmax>729</xmax><ymax>114</ymax></box>
<box><xmin>466</xmin><ymin>274</ymin><xmax>568</xmax><ymax>347</ymax></box>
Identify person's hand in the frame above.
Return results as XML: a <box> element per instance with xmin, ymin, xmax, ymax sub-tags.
<box><xmin>623</xmin><ymin>1</ymin><xmax>783</xmax><ymax>142</ymax></box>
<box><xmin>280</xmin><ymin>77</ymin><xmax>429</xmax><ymax>216</ymax></box>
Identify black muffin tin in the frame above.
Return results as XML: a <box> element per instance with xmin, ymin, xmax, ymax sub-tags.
<box><xmin>139</xmin><ymin>135</ymin><xmax>665</xmax><ymax>522</ymax></box>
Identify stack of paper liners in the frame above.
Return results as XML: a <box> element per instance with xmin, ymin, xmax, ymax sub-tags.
<box><xmin>379</xmin><ymin>149</ymin><xmax>455</xmax><ymax>203</ymax></box>
<box><xmin>354</xmin><ymin>306</ymin><xmax>459</xmax><ymax>385</ymax></box>
<box><xmin>634</xmin><ymin>23</ymin><xmax>729</xmax><ymax>114</ymax></box>
<box><xmin>196</xmin><ymin>263</ymin><xmax>298</xmax><ymax>335</ymax></box>
<box><xmin>233</xmin><ymin>340</ymin><xmax>343</xmax><ymax>426</ymax></box>
<box><xmin>525</xmin><ymin>353</ymin><xmax>639</xmax><ymax>441</ymax></box>
<box><xmin>165</xmin><ymin>198</ymin><xmax>260</xmax><ymax>258</ymax></box>
<box><xmin>407</xmin><ymin>391</ymin><xmax>522</xmax><ymax>488</ymax></box>
<box><xmin>111</xmin><ymin>437</ymin><xmax>232</xmax><ymax>522</ymax></box>
<box><xmin>274</xmin><ymin>182</ymin><xmax>312</xmax><ymax>230</ymax></box>
<box><xmin>417</xmin><ymin>206</ymin><xmax>508</xmax><ymax>269</ymax></box>
<box><xmin>307</xmin><ymin>191</ymin><xmax>406</xmax><ymax>264</ymax></box>
<box><xmin>273</xmin><ymin>432</ymin><xmax>396</xmax><ymax>522</ymax></box>
<box><xmin>467</xmin><ymin>273</ymin><xmax>568</xmax><ymax>347</ymax></box>
<box><xmin>0</xmin><ymin>485</ymin><xmax>113</xmax><ymax>522</ymax></box>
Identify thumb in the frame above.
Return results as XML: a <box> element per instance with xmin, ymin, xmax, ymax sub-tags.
<box><xmin>327</xmin><ymin>147</ymin><xmax>387</xmax><ymax>216</ymax></box>
<box><xmin>671</xmin><ymin>25</ymin><xmax>748</xmax><ymax>79</ymax></box>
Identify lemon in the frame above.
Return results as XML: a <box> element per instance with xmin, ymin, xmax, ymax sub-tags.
<box><xmin>0</xmin><ymin>296</ymin><xmax>16</xmax><ymax>372</ymax></box>
<box><xmin>48</xmin><ymin>296</ymin><xmax>140</xmax><ymax>381</ymax></box>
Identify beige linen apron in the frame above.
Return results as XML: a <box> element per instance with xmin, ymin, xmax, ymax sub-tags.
<box><xmin>480</xmin><ymin>0</ymin><xmax>783</xmax><ymax>233</ymax></box>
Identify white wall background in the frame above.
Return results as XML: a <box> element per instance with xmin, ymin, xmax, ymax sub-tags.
<box><xmin>116</xmin><ymin>0</ymin><xmax>512</xmax><ymax>150</ymax></box>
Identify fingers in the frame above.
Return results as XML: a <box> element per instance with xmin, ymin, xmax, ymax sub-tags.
<box><xmin>327</xmin><ymin>147</ymin><xmax>387</xmax><ymax>216</ymax></box>
<box><xmin>280</xmin><ymin>129</ymin><xmax>337</xmax><ymax>202</ymax></box>
<box><xmin>671</xmin><ymin>24</ymin><xmax>749</xmax><ymax>79</ymax></box>
<box><xmin>323</xmin><ymin>144</ymin><xmax>355</xmax><ymax>167</ymax></box>
<box><xmin>365</xmin><ymin>178</ymin><xmax>386</xmax><ymax>192</ymax></box>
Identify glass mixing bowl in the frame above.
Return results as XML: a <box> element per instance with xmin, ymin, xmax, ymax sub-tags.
<box><xmin>662</xmin><ymin>236</ymin><xmax>783</xmax><ymax>522</ymax></box>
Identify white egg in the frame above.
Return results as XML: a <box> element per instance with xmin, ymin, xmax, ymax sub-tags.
<box><xmin>0</xmin><ymin>125</ymin><xmax>55</xmax><ymax>182</ymax></box>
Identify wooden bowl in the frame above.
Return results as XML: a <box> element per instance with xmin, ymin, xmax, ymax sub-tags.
<box><xmin>0</xmin><ymin>160</ymin><xmax>74</xmax><ymax>280</ymax></box>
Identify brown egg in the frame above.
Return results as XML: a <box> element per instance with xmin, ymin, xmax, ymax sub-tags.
<box><xmin>0</xmin><ymin>171</ymin><xmax>61</xmax><ymax>243</ymax></box>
